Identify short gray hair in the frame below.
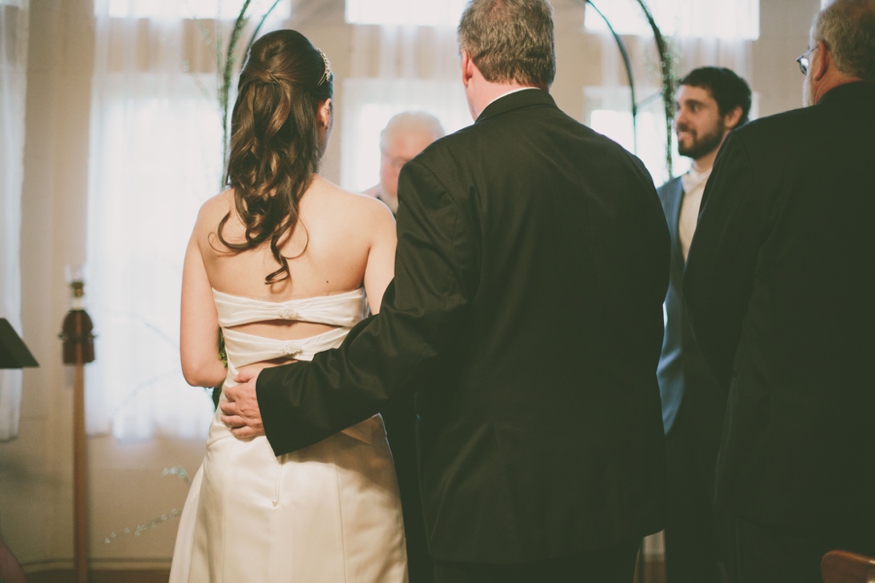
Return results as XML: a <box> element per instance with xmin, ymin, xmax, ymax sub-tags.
<box><xmin>380</xmin><ymin>112</ymin><xmax>445</xmax><ymax>151</ymax></box>
<box><xmin>458</xmin><ymin>0</ymin><xmax>556</xmax><ymax>87</ymax></box>
<box><xmin>814</xmin><ymin>0</ymin><xmax>875</xmax><ymax>81</ymax></box>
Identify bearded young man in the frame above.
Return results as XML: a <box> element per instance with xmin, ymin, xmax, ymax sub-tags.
<box><xmin>655</xmin><ymin>67</ymin><xmax>751</xmax><ymax>583</ymax></box>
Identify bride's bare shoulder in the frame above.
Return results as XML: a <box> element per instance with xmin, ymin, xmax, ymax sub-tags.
<box><xmin>311</xmin><ymin>177</ymin><xmax>395</xmax><ymax>227</ymax></box>
<box><xmin>192</xmin><ymin>189</ymin><xmax>235</xmax><ymax>232</ymax></box>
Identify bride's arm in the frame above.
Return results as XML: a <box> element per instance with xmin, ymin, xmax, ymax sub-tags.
<box><xmin>180</xmin><ymin>227</ymin><xmax>226</xmax><ymax>387</ymax></box>
<box><xmin>363</xmin><ymin>203</ymin><xmax>398</xmax><ymax>314</ymax></box>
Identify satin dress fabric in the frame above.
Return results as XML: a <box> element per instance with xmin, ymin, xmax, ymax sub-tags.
<box><xmin>169</xmin><ymin>289</ymin><xmax>408</xmax><ymax>583</ymax></box>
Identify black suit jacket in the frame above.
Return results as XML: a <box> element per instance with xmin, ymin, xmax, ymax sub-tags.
<box><xmin>683</xmin><ymin>82</ymin><xmax>875</xmax><ymax>531</ymax></box>
<box><xmin>257</xmin><ymin>89</ymin><xmax>670</xmax><ymax>563</ymax></box>
<box><xmin>656</xmin><ymin>178</ymin><xmax>724</xmax><ymax>437</ymax></box>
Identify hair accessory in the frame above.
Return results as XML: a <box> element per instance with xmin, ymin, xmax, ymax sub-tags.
<box><xmin>317</xmin><ymin>48</ymin><xmax>332</xmax><ymax>86</ymax></box>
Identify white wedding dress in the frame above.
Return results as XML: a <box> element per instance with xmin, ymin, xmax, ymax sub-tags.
<box><xmin>169</xmin><ymin>288</ymin><xmax>408</xmax><ymax>583</ymax></box>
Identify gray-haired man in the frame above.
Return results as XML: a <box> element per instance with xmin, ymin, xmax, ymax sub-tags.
<box><xmin>365</xmin><ymin>111</ymin><xmax>445</xmax><ymax>215</ymax></box>
<box><xmin>684</xmin><ymin>1</ymin><xmax>875</xmax><ymax>581</ymax></box>
<box><xmin>225</xmin><ymin>1</ymin><xmax>669</xmax><ymax>580</ymax></box>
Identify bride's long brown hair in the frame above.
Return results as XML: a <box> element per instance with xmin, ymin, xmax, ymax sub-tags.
<box><xmin>218</xmin><ymin>30</ymin><xmax>333</xmax><ymax>284</ymax></box>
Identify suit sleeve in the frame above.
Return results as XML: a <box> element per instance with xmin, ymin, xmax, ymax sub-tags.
<box><xmin>683</xmin><ymin>131</ymin><xmax>770</xmax><ymax>390</ymax></box>
<box><xmin>256</xmin><ymin>158</ymin><xmax>478</xmax><ymax>456</ymax></box>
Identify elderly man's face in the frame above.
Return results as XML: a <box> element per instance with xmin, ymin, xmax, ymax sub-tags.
<box><xmin>674</xmin><ymin>84</ymin><xmax>729</xmax><ymax>161</ymax></box>
<box><xmin>379</xmin><ymin>129</ymin><xmax>438</xmax><ymax>200</ymax></box>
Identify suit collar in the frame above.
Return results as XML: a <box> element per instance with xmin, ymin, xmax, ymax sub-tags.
<box><xmin>818</xmin><ymin>81</ymin><xmax>875</xmax><ymax>106</ymax></box>
<box><xmin>476</xmin><ymin>88</ymin><xmax>557</xmax><ymax>123</ymax></box>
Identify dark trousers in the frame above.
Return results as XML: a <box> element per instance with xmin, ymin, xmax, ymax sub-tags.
<box><xmin>433</xmin><ymin>540</ymin><xmax>640</xmax><ymax>583</ymax></box>
<box><xmin>726</xmin><ymin>515</ymin><xmax>875</xmax><ymax>583</ymax></box>
<box><xmin>381</xmin><ymin>393</ymin><xmax>434</xmax><ymax>583</ymax></box>
<box><xmin>664</xmin><ymin>408</ymin><xmax>726</xmax><ymax>583</ymax></box>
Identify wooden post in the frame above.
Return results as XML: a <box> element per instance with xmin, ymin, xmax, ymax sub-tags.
<box><xmin>73</xmin><ymin>337</ymin><xmax>88</xmax><ymax>583</ymax></box>
<box><xmin>61</xmin><ymin>281</ymin><xmax>95</xmax><ymax>583</ymax></box>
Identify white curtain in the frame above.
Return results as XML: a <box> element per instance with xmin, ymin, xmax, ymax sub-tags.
<box><xmin>86</xmin><ymin>0</ymin><xmax>237</xmax><ymax>439</ymax></box>
<box><xmin>340</xmin><ymin>24</ymin><xmax>471</xmax><ymax>192</ymax></box>
<box><xmin>585</xmin><ymin>0</ymin><xmax>758</xmax><ymax>39</ymax></box>
<box><xmin>0</xmin><ymin>0</ymin><xmax>29</xmax><ymax>442</ymax></box>
<box><xmin>346</xmin><ymin>0</ymin><xmax>468</xmax><ymax>26</ymax></box>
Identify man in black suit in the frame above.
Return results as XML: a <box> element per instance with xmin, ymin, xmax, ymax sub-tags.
<box><xmin>223</xmin><ymin>0</ymin><xmax>670</xmax><ymax>580</ymax></box>
<box><xmin>656</xmin><ymin>67</ymin><xmax>751</xmax><ymax>583</ymax></box>
<box><xmin>683</xmin><ymin>1</ymin><xmax>875</xmax><ymax>581</ymax></box>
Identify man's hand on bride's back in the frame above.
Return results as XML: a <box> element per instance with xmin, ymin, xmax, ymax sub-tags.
<box><xmin>221</xmin><ymin>369</ymin><xmax>266</xmax><ymax>439</ymax></box>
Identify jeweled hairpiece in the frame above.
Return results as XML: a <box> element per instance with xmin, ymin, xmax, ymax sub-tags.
<box><xmin>317</xmin><ymin>48</ymin><xmax>332</xmax><ymax>86</ymax></box>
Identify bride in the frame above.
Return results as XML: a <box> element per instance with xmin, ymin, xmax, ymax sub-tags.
<box><xmin>169</xmin><ymin>30</ymin><xmax>408</xmax><ymax>582</ymax></box>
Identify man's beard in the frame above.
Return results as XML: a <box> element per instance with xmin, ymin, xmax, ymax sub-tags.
<box><xmin>677</xmin><ymin>121</ymin><xmax>726</xmax><ymax>160</ymax></box>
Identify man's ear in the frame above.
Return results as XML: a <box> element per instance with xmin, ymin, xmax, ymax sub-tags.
<box><xmin>724</xmin><ymin>105</ymin><xmax>744</xmax><ymax>130</ymax></box>
<box><xmin>461</xmin><ymin>50</ymin><xmax>475</xmax><ymax>88</ymax></box>
<box><xmin>812</xmin><ymin>39</ymin><xmax>830</xmax><ymax>81</ymax></box>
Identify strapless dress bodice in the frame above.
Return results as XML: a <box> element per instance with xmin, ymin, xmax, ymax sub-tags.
<box><xmin>212</xmin><ymin>288</ymin><xmax>367</xmax><ymax>369</ymax></box>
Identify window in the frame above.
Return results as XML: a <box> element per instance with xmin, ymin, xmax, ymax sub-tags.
<box><xmin>88</xmin><ymin>0</ymin><xmax>302</xmax><ymax>438</ymax></box>
<box><xmin>589</xmin><ymin>108</ymin><xmax>689</xmax><ymax>184</ymax></box>
<box><xmin>104</xmin><ymin>0</ymin><xmax>290</xmax><ymax>20</ymax></box>
<box><xmin>87</xmin><ymin>72</ymin><xmax>222</xmax><ymax>439</ymax></box>
<box><xmin>0</xmin><ymin>0</ymin><xmax>27</xmax><ymax>440</ymax></box>
<box><xmin>345</xmin><ymin>0</ymin><xmax>467</xmax><ymax>26</ymax></box>
<box><xmin>585</xmin><ymin>86</ymin><xmax>690</xmax><ymax>186</ymax></box>
<box><xmin>584</xmin><ymin>0</ymin><xmax>759</xmax><ymax>40</ymax></box>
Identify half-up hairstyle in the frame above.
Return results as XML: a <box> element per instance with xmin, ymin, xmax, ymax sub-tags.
<box><xmin>219</xmin><ymin>29</ymin><xmax>334</xmax><ymax>284</ymax></box>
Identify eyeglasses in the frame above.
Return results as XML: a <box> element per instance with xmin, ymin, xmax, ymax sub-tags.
<box><xmin>796</xmin><ymin>46</ymin><xmax>817</xmax><ymax>75</ymax></box>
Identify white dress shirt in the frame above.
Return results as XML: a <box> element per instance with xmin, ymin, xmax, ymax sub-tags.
<box><xmin>678</xmin><ymin>166</ymin><xmax>712</xmax><ymax>262</ymax></box>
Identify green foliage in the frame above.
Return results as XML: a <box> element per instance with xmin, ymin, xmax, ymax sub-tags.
<box><xmin>633</xmin><ymin>0</ymin><xmax>679</xmax><ymax>179</ymax></box>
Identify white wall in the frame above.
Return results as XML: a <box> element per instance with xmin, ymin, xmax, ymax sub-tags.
<box><xmin>754</xmin><ymin>0</ymin><xmax>820</xmax><ymax>116</ymax></box>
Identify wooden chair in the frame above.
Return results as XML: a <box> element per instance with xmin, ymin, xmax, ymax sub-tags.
<box><xmin>822</xmin><ymin>550</ymin><xmax>875</xmax><ymax>583</ymax></box>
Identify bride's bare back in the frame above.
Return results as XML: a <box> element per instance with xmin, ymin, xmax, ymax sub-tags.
<box><xmin>180</xmin><ymin>176</ymin><xmax>396</xmax><ymax>387</ymax></box>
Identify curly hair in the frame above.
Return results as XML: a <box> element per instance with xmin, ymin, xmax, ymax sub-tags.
<box><xmin>219</xmin><ymin>29</ymin><xmax>334</xmax><ymax>284</ymax></box>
